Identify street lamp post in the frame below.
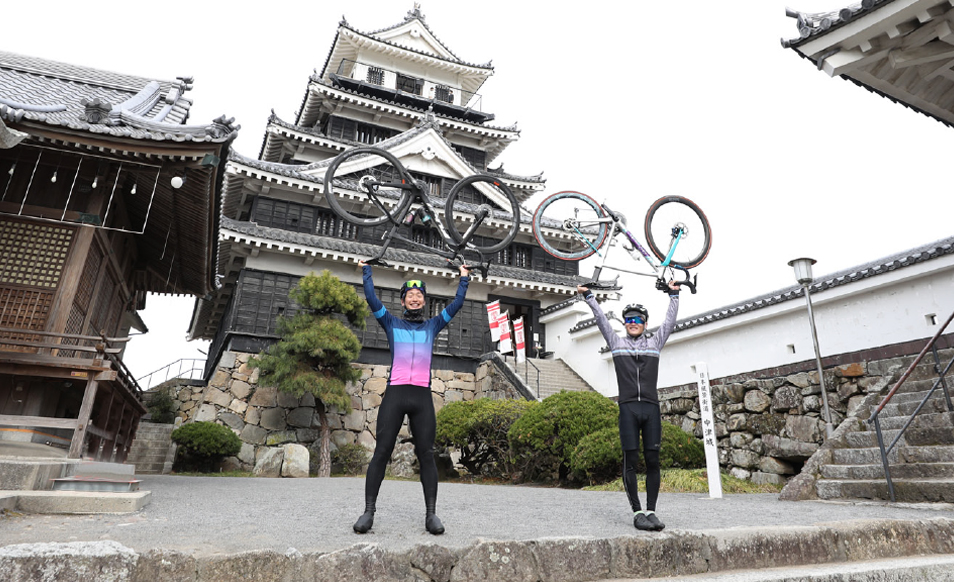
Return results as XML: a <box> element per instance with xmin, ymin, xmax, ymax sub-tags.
<box><xmin>788</xmin><ymin>257</ymin><xmax>834</xmax><ymax>438</ymax></box>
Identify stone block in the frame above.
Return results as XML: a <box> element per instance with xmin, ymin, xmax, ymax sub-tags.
<box><xmin>762</xmin><ymin>434</ymin><xmax>818</xmax><ymax>458</ymax></box>
<box><xmin>296</xmin><ymin>428</ymin><xmax>320</xmax><ymax>443</ymax></box>
<box><xmin>726</xmin><ymin>413</ymin><xmax>747</xmax><ymax>431</ymax></box>
<box><xmin>729</xmin><ymin>466</ymin><xmax>751</xmax><ymax>480</ymax></box>
<box><xmin>463</xmin><ymin>390</ymin><xmax>475</xmax><ymax>401</ymax></box>
<box><xmin>535</xmin><ymin>538</ymin><xmax>613</xmax><ymax>582</ymax></box>
<box><xmin>445</xmin><ymin>390</ymin><xmax>463</xmax><ymax>403</ymax></box>
<box><xmin>209</xmin><ymin>370</ymin><xmax>230</xmax><ymax>388</ymax></box>
<box><xmin>351</xmin><ymin>395</ymin><xmax>362</xmax><ymax>410</ymax></box>
<box><xmin>249</xmin><ymin>367</ymin><xmax>260</xmax><ymax>385</ymax></box>
<box><xmin>194</xmin><ymin>404</ymin><xmax>217</xmax><ymax>422</ymax></box>
<box><xmin>312</xmin><ymin>544</ymin><xmax>410</xmax><ymax>582</ymax></box>
<box><xmin>219</xmin><ymin>351</ymin><xmax>237</xmax><ymax>369</ymax></box>
<box><xmin>281</xmin><ymin>443</ymin><xmax>309</xmax><ymax>478</ymax></box>
<box><xmin>205</xmin><ymin>388</ymin><xmax>232</xmax><ymax>408</ymax></box>
<box><xmin>729</xmin><ymin>432</ymin><xmax>754</xmax><ymax>448</ymax></box>
<box><xmin>300</xmin><ymin>392</ymin><xmax>316</xmax><ymax>407</ymax></box>
<box><xmin>446</xmin><ymin>380</ymin><xmax>472</xmax><ymax>391</ymax></box>
<box><xmin>260</xmin><ymin>408</ymin><xmax>287</xmax><ymax>431</ymax></box>
<box><xmin>743</xmin><ymin>389</ymin><xmax>771</xmax><ymax>413</ymax></box>
<box><xmin>362</xmin><ymin>393</ymin><xmax>382</xmax><ymax>409</ymax></box>
<box><xmin>265</xmin><ymin>430</ymin><xmax>297</xmax><ymax>446</ymax></box>
<box><xmin>230</xmin><ymin>380</ymin><xmax>252</xmax><ymax>400</ymax></box>
<box><xmin>357</xmin><ymin>430</ymin><xmax>375</xmax><ymax>450</ymax></box>
<box><xmin>228</xmin><ymin>399</ymin><xmax>248</xmax><ymax>415</ymax></box>
<box><xmin>729</xmin><ymin>449</ymin><xmax>760</xmax><ymax>469</ymax></box>
<box><xmin>218</xmin><ymin>412</ymin><xmax>244</xmax><ymax>432</ymax></box>
<box><xmin>786</xmin><ymin>372</ymin><xmax>813</xmax><ymax>388</ymax></box>
<box><xmin>408</xmin><ymin>543</ymin><xmax>456</xmax><ymax>582</ymax></box>
<box><xmin>249</xmin><ymin>385</ymin><xmax>278</xmax><ymax>407</ymax></box>
<box><xmin>837</xmin><ymin>381</ymin><xmax>860</xmax><ymax>401</ymax></box>
<box><xmin>245</xmin><ymin>406</ymin><xmax>261</xmax><ymax>426</ymax></box>
<box><xmin>759</xmin><ymin>456</ymin><xmax>795</xmax><ymax>475</ymax></box>
<box><xmin>277</xmin><ymin>390</ymin><xmax>300</xmax><ymax>408</ymax></box>
<box><xmin>475</xmin><ymin>364</ymin><xmax>488</xmax><ymax>381</ymax></box>
<box><xmin>332</xmin><ymin>430</ymin><xmax>356</xmax><ymax>448</ymax></box>
<box><xmin>238</xmin><ymin>443</ymin><xmax>256</xmax><ymax>465</ymax></box>
<box><xmin>240</xmin><ymin>424</ymin><xmax>267</xmax><ymax>445</ymax></box>
<box><xmin>785</xmin><ymin>415</ymin><xmax>821</xmax><ymax>443</ymax></box>
<box><xmin>751</xmin><ymin>471</ymin><xmax>788</xmax><ymax>486</ymax></box>
<box><xmin>724</xmin><ymin>383</ymin><xmax>746</xmax><ymax>403</ymax></box>
<box><xmin>287</xmin><ymin>407</ymin><xmax>315</xmax><ymax>428</ymax></box>
<box><xmin>181</xmin><ymin>400</ymin><xmax>196</xmax><ymax>412</ymax></box>
<box><xmin>435</xmin><ymin>369</ymin><xmax>455</xmax><ymax>381</ymax></box>
<box><xmin>432</xmin><ymin>393</ymin><xmax>444</xmax><ymax>413</ymax></box>
<box><xmin>771</xmin><ymin>386</ymin><xmax>802</xmax><ymax>412</ymax></box>
<box><xmin>365</xmin><ymin>377</ymin><xmax>387</xmax><ymax>395</ymax></box>
<box><xmin>835</xmin><ymin>362</ymin><xmax>865</xmax><ymax>377</ymax></box>
<box><xmin>431</xmin><ymin>378</ymin><xmax>446</xmax><ymax>394</ymax></box>
<box><xmin>372</xmin><ymin>365</ymin><xmax>390</xmax><ymax>378</ymax></box>
<box><xmin>343</xmin><ymin>410</ymin><xmax>366</xmax><ymax>431</ymax></box>
<box><xmin>253</xmin><ymin>447</ymin><xmax>283</xmax><ymax>477</ymax></box>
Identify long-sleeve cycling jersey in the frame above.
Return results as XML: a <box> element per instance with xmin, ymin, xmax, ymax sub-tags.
<box><xmin>583</xmin><ymin>293</ymin><xmax>679</xmax><ymax>405</ymax></box>
<box><xmin>363</xmin><ymin>265</ymin><xmax>469</xmax><ymax>388</ymax></box>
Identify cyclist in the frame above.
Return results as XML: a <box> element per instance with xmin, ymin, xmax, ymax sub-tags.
<box><xmin>354</xmin><ymin>260</ymin><xmax>471</xmax><ymax>535</ymax></box>
<box><xmin>576</xmin><ymin>280</ymin><xmax>680</xmax><ymax>532</ymax></box>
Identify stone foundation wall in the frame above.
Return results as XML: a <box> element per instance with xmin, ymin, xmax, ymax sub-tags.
<box><xmin>658</xmin><ymin>356</ymin><xmax>920</xmax><ymax>485</ymax></box>
<box><xmin>168</xmin><ymin>352</ymin><xmax>514</xmax><ymax>476</ymax></box>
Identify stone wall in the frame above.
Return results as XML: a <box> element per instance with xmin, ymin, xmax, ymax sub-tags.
<box><xmin>167</xmin><ymin>352</ymin><xmax>517</xmax><ymax>476</ymax></box>
<box><xmin>658</xmin><ymin>357</ymin><xmax>912</xmax><ymax>486</ymax></box>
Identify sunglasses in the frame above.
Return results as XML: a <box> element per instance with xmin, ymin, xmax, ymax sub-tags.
<box><xmin>405</xmin><ymin>280</ymin><xmax>424</xmax><ymax>289</ymax></box>
<box><xmin>624</xmin><ymin>316</ymin><xmax>645</xmax><ymax>325</ymax></box>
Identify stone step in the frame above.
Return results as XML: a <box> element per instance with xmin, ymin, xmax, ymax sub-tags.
<box><xmin>51</xmin><ymin>475</ymin><xmax>142</xmax><ymax>493</ymax></box>
<box><xmin>821</xmin><ymin>462</ymin><xmax>954</xmax><ymax>480</ymax></box>
<box><xmin>873</xmin><ymin>394</ymin><xmax>952</xmax><ymax>417</ymax></box>
<box><xmin>5</xmin><ymin>490</ymin><xmax>151</xmax><ymax>514</ymax></box>
<box><xmin>870</xmin><ymin>411</ymin><xmax>954</xmax><ymax>431</ymax></box>
<box><xmin>815</xmin><ymin>478</ymin><xmax>954</xmax><ymax>503</ymax></box>
<box><xmin>846</xmin><ymin>426</ymin><xmax>954</xmax><ymax>448</ymax></box>
<box><xmin>831</xmin><ymin>445</ymin><xmax>954</xmax><ymax>465</ymax></box>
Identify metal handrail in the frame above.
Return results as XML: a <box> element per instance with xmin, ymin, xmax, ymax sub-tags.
<box><xmin>137</xmin><ymin>358</ymin><xmax>206</xmax><ymax>392</ymax></box>
<box><xmin>867</xmin><ymin>310</ymin><xmax>954</xmax><ymax>501</ymax></box>
<box><xmin>334</xmin><ymin>58</ymin><xmax>483</xmax><ymax>111</ymax></box>
<box><xmin>503</xmin><ymin>353</ymin><xmax>540</xmax><ymax>399</ymax></box>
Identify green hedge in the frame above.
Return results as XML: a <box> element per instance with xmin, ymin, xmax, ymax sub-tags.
<box><xmin>435</xmin><ymin>398</ymin><xmax>533</xmax><ymax>478</ymax></box>
<box><xmin>507</xmin><ymin>391</ymin><xmax>618</xmax><ymax>483</ymax></box>
<box><xmin>171</xmin><ymin>421</ymin><xmax>242</xmax><ymax>473</ymax></box>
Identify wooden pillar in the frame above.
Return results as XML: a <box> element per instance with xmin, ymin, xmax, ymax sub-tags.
<box><xmin>68</xmin><ymin>377</ymin><xmax>98</xmax><ymax>459</ymax></box>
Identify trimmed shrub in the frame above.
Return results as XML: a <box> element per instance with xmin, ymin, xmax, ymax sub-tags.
<box><xmin>508</xmin><ymin>391</ymin><xmax>618</xmax><ymax>483</ymax></box>
<box><xmin>660</xmin><ymin>422</ymin><xmax>705</xmax><ymax>469</ymax></box>
<box><xmin>171</xmin><ymin>421</ymin><xmax>242</xmax><ymax>473</ymax></box>
<box><xmin>331</xmin><ymin>443</ymin><xmax>370</xmax><ymax>476</ymax></box>
<box><xmin>435</xmin><ymin>398</ymin><xmax>534</xmax><ymax>478</ymax></box>
<box><xmin>570</xmin><ymin>426</ymin><xmax>622</xmax><ymax>485</ymax></box>
<box><xmin>146</xmin><ymin>390</ymin><xmax>177</xmax><ymax>424</ymax></box>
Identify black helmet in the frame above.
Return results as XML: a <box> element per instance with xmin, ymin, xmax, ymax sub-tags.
<box><xmin>622</xmin><ymin>303</ymin><xmax>648</xmax><ymax>323</ymax></box>
<box><xmin>401</xmin><ymin>279</ymin><xmax>427</xmax><ymax>300</ymax></box>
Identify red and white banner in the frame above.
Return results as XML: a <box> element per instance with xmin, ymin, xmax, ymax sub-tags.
<box><xmin>513</xmin><ymin>317</ymin><xmax>526</xmax><ymax>363</ymax></box>
<box><xmin>497</xmin><ymin>311</ymin><xmax>512</xmax><ymax>354</ymax></box>
<box><xmin>486</xmin><ymin>300</ymin><xmax>501</xmax><ymax>341</ymax></box>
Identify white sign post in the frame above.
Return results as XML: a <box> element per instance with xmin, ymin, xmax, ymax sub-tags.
<box><xmin>695</xmin><ymin>362</ymin><xmax>723</xmax><ymax>499</ymax></box>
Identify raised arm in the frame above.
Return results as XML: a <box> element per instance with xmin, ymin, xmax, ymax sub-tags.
<box><xmin>578</xmin><ymin>285</ymin><xmax>622</xmax><ymax>350</ymax></box>
<box><xmin>652</xmin><ymin>286</ymin><xmax>680</xmax><ymax>349</ymax></box>
<box><xmin>361</xmin><ymin>262</ymin><xmax>389</xmax><ymax>323</ymax></box>
<box><xmin>438</xmin><ymin>265</ymin><xmax>471</xmax><ymax>325</ymax></box>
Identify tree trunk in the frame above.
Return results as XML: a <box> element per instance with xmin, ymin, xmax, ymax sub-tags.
<box><xmin>318</xmin><ymin>408</ymin><xmax>332</xmax><ymax>478</ymax></box>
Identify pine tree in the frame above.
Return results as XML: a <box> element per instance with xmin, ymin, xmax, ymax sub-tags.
<box><xmin>250</xmin><ymin>270</ymin><xmax>370</xmax><ymax>477</ymax></box>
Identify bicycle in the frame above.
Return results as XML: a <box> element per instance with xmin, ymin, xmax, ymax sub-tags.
<box><xmin>322</xmin><ymin>147</ymin><xmax>521</xmax><ymax>277</ymax></box>
<box><xmin>531</xmin><ymin>191</ymin><xmax>712</xmax><ymax>293</ymax></box>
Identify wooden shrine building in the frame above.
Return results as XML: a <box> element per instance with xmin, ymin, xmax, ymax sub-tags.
<box><xmin>0</xmin><ymin>51</ymin><xmax>237</xmax><ymax>460</ymax></box>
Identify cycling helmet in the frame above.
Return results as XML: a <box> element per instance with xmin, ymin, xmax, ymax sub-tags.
<box><xmin>401</xmin><ymin>279</ymin><xmax>427</xmax><ymax>300</ymax></box>
<box><xmin>622</xmin><ymin>303</ymin><xmax>648</xmax><ymax>324</ymax></box>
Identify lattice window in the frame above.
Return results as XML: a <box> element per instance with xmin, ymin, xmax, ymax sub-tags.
<box><xmin>0</xmin><ymin>287</ymin><xmax>53</xmax><ymax>351</ymax></box>
<box><xmin>434</xmin><ymin>85</ymin><xmax>454</xmax><ymax>103</ymax></box>
<box><xmin>366</xmin><ymin>66</ymin><xmax>384</xmax><ymax>85</ymax></box>
<box><xmin>75</xmin><ymin>243</ymin><xmax>104</xmax><ymax>311</ymax></box>
<box><xmin>0</xmin><ymin>220</ymin><xmax>73</xmax><ymax>288</ymax></box>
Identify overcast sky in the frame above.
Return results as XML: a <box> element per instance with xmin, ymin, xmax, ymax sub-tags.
<box><xmin>5</xmin><ymin>1</ymin><xmax>951</xmax><ymax>380</ymax></box>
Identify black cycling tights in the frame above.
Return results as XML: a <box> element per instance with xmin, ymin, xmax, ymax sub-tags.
<box><xmin>623</xmin><ymin>448</ymin><xmax>661</xmax><ymax>512</ymax></box>
<box><xmin>364</xmin><ymin>384</ymin><xmax>438</xmax><ymax>509</ymax></box>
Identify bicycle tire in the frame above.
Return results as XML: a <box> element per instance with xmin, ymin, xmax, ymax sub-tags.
<box><xmin>444</xmin><ymin>174</ymin><xmax>520</xmax><ymax>254</ymax></box>
<box><xmin>644</xmin><ymin>195</ymin><xmax>711</xmax><ymax>269</ymax></box>
<box><xmin>323</xmin><ymin>147</ymin><xmax>416</xmax><ymax>227</ymax></box>
<box><xmin>531</xmin><ymin>191</ymin><xmax>609</xmax><ymax>261</ymax></box>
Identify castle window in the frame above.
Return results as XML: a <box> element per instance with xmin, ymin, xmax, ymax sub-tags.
<box><xmin>396</xmin><ymin>74</ymin><xmax>423</xmax><ymax>95</ymax></box>
<box><xmin>366</xmin><ymin>66</ymin><xmax>384</xmax><ymax>85</ymax></box>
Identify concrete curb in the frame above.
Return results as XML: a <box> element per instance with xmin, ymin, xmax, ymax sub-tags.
<box><xmin>2</xmin><ymin>518</ymin><xmax>953</xmax><ymax>582</ymax></box>
<box><xmin>4</xmin><ymin>490</ymin><xmax>151</xmax><ymax>514</ymax></box>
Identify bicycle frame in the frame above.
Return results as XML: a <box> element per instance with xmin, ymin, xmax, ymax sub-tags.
<box><xmin>583</xmin><ymin>203</ymin><xmax>697</xmax><ymax>293</ymax></box>
<box><xmin>363</xmin><ymin>179</ymin><xmax>493</xmax><ymax>276</ymax></box>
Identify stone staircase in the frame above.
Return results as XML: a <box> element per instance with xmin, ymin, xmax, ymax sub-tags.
<box><xmin>504</xmin><ymin>357</ymin><xmax>595</xmax><ymax>399</ymax></box>
<box><xmin>126</xmin><ymin>421</ymin><xmax>176</xmax><ymax>475</ymax></box>
<box><xmin>813</xmin><ymin>358</ymin><xmax>954</xmax><ymax>503</ymax></box>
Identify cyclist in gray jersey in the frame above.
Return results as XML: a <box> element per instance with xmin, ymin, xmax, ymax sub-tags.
<box><xmin>577</xmin><ymin>279</ymin><xmax>680</xmax><ymax>531</ymax></box>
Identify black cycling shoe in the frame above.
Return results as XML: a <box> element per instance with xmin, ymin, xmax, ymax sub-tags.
<box><xmin>646</xmin><ymin>512</ymin><xmax>665</xmax><ymax>531</ymax></box>
<box><xmin>634</xmin><ymin>512</ymin><xmax>654</xmax><ymax>531</ymax></box>
<box><xmin>353</xmin><ymin>511</ymin><xmax>374</xmax><ymax>534</ymax></box>
<box><xmin>425</xmin><ymin>513</ymin><xmax>445</xmax><ymax>535</ymax></box>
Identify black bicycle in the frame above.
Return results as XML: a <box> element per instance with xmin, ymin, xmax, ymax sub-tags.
<box><xmin>323</xmin><ymin>147</ymin><xmax>520</xmax><ymax>277</ymax></box>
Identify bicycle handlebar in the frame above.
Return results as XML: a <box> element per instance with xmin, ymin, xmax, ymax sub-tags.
<box><xmin>658</xmin><ymin>266</ymin><xmax>697</xmax><ymax>294</ymax></box>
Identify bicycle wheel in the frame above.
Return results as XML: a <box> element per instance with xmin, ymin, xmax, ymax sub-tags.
<box><xmin>531</xmin><ymin>191</ymin><xmax>608</xmax><ymax>261</ymax></box>
<box><xmin>444</xmin><ymin>174</ymin><xmax>520</xmax><ymax>254</ymax></box>
<box><xmin>644</xmin><ymin>196</ymin><xmax>711</xmax><ymax>269</ymax></box>
<box><xmin>323</xmin><ymin>147</ymin><xmax>416</xmax><ymax>226</ymax></box>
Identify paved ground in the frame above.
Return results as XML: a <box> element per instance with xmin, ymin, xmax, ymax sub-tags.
<box><xmin>1</xmin><ymin>475</ymin><xmax>952</xmax><ymax>556</ymax></box>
